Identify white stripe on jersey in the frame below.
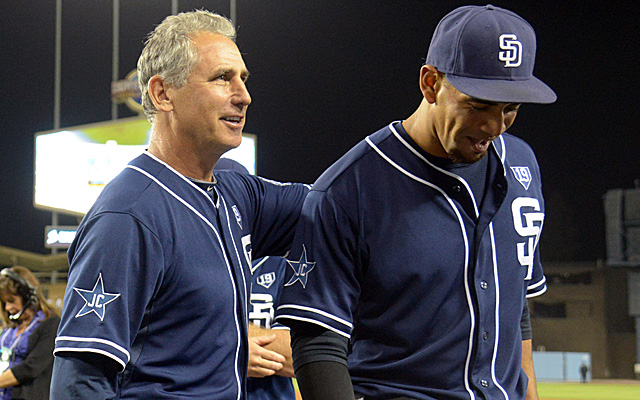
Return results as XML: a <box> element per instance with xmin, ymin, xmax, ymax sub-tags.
<box><xmin>275</xmin><ymin>313</ymin><xmax>351</xmax><ymax>339</ymax></box>
<box><xmin>251</xmin><ymin>256</ymin><xmax>270</xmax><ymax>274</ymax></box>
<box><xmin>489</xmin><ymin>223</ymin><xmax>510</xmax><ymax>400</ymax></box>
<box><xmin>129</xmin><ymin>156</ymin><xmax>244</xmax><ymax>400</ymax></box>
<box><xmin>56</xmin><ymin>335</ymin><xmax>130</xmax><ymax>362</ymax></box>
<box><xmin>389</xmin><ymin>123</ymin><xmax>480</xmax><ymax>218</ymax></box>
<box><xmin>219</xmin><ymin>192</ymin><xmax>251</xmax><ymax>400</ymax></box>
<box><xmin>277</xmin><ymin>304</ymin><xmax>353</xmax><ymax>330</ymax></box>
<box><xmin>365</xmin><ymin>136</ymin><xmax>477</xmax><ymax>400</ymax></box>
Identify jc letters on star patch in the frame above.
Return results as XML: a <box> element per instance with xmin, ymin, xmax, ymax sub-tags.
<box><xmin>73</xmin><ymin>273</ymin><xmax>120</xmax><ymax>321</ymax></box>
<box><xmin>285</xmin><ymin>245</ymin><xmax>315</xmax><ymax>289</ymax></box>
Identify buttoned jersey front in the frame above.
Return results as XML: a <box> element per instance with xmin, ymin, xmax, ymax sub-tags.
<box><xmin>277</xmin><ymin>122</ymin><xmax>547</xmax><ymax>400</ymax></box>
<box><xmin>55</xmin><ymin>152</ymin><xmax>308</xmax><ymax>399</ymax></box>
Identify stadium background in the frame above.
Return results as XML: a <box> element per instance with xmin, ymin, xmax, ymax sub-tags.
<box><xmin>1</xmin><ymin>0</ymin><xmax>639</xmax><ymax>391</ymax></box>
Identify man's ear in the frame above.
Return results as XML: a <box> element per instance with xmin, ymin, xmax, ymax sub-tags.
<box><xmin>148</xmin><ymin>75</ymin><xmax>174</xmax><ymax>112</ymax></box>
<box><xmin>419</xmin><ymin>65</ymin><xmax>439</xmax><ymax>104</ymax></box>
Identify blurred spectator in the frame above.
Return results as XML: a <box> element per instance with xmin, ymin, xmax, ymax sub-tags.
<box><xmin>0</xmin><ymin>266</ymin><xmax>60</xmax><ymax>400</ymax></box>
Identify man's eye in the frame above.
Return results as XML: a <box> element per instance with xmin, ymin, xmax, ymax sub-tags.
<box><xmin>470</xmin><ymin>104</ymin><xmax>489</xmax><ymax>111</ymax></box>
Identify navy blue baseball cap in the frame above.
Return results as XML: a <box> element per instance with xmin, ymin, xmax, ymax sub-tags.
<box><xmin>426</xmin><ymin>4</ymin><xmax>556</xmax><ymax>104</ymax></box>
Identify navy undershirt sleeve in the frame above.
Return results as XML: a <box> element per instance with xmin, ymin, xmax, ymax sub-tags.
<box><xmin>521</xmin><ymin>300</ymin><xmax>532</xmax><ymax>340</ymax></box>
<box><xmin>290</xmin><ymin>321</ymin><xmax>349</xmax><ymax>370</ymax></box>
<box><xmin>290</xmin><ymin>321</ymin><xmax>353</xmax><ymax>400</ymax></box>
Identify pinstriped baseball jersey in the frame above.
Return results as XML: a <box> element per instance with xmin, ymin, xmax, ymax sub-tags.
<box><xmin>276</xmin><ymin>121</ymin><xmax>547</xmax><ymax>400</ymax></box>
<box><xmin>54</xmin><ymin>152</ymin><xmax>308</xmax><ymax>399</ymax></box>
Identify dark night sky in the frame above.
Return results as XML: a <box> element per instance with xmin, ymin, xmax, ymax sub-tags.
<box><xmin>1</xmin><ymin>1</ymin><xmax>639</xmax><ymax>263</ymax></box>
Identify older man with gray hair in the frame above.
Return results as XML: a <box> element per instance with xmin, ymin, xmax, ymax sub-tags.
<box><xmin>50</xmin><ymin>10</ymin><xmax>308</xmax><ymax>399</ymax></box>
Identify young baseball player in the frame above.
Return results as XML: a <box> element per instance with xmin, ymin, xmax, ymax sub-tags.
<box><xmin>276</xmin><ymin>5</ymin><xmax>555</xmax><ymax>400</ymax></box>
<box><xmin>50</xmin><ymin>11</ymin><xmax>308</xmax><ymax>399</ymax></box>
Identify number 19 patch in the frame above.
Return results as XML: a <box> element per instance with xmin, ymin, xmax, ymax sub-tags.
<box><xmin>510</xmin><ymin>166</ymin><xmax>532</xmax><ymax>190</ymax></box>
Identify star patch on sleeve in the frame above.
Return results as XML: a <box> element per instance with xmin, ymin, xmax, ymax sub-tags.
<box><xmin>285</xmin><ymin>245</ymin><xmax>316</xmax><ymax>288</ymax></box>
<box><xmin>73</xmin><ymin>273</ymin><xmax>121</xmax><ymax>321</ymax></box>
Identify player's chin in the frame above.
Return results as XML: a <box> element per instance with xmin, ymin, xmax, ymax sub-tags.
<box><xmin>215</xmin><ymin>129</ymin><xmax>244</xmax><ymax>150</ymax></box>
<box><xmin>449</xmin><ymin>148</ymin><xmax>486</xmax><ymax>164</ymax></box>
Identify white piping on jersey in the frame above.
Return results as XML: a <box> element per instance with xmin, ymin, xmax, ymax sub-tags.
<box><xmin>54</xmin><ymin>346</ymin><xmax>127</xmax><ymax>370</ymax></box>
<box><xmin>251</xmin><ymin>256</ymin><xmax>270</xmax><ymax>275</ymax></box>
<box><xmin>219</xmin><ymin>192</ymin><xmax>251</xmax><ymax>395</ymax></box>
<box><xmin>489</xmin><ymin>223</ymin><xmax>510</xmax><ymax>400</ymax></box>
<box><xmin>144</xmin><ymin>152</ymin><xmax>221</xmax><ymax>207</ymax></box>
<box><xmin>128</xmin><ymin>155</ymin><xmax>243</xmax><ymax>400</ymax></box>
<box><xmin>276</xmin><ymin>314</ymin><xmax>351</xmax><ymax>339</ymax></box>
<box><xmin>526</xmin><ymin>285</ymin><xmax>547</xmax><ymax>298</ymax></box>
<box><xmin>526</xmin><ymin>276</ymin><xmax>547</xmax><ymax>298</ymax></box>
<box><xmin>389</xmin><ymin>123</ymin><xmax>480</xmax><ymax>218</ymax></box>
<box><xmin>56</xmin><ymin>335</ymin><xmax>130</xmax><ymax>359</ymax></box>
<box><xmin>528</xmin><ymin>275</ymin><xmax>547</xmax><ymax>291</ymax></box>
<box><xmin>277</xmin><ymin>304</ymin><xmax>354</xmax><ymax>330</ymax></box>
<box><xmin>270</xmin><ymin>325</ymin><xmax>291</xmax><ymax>331</ymax></box>
<box><xmin>365</xmin><ymin>136</ymin><xmax>476</xmax><ymax>400</ymax></box>
<box><xmin>495</xmin><ymin>135</ymin><xmax>507</xmax><ymax>170</ymax></box>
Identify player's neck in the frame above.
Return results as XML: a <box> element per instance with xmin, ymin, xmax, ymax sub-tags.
<box><xmin>148</xmin><ymin>124</ymin><xmax>218</xmax><ymax>182</ymax></box>
<box><xmin>403</xmin><ymin>101</ymin><xmax>447</xmax><ymax>159</ymax></box>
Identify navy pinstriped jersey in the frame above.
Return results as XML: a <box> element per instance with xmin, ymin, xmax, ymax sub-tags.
<box><xmin>54</xmin><ymin>152</ymin><xmax>308</xmax><ymax>399</ymax></box>
<box><xmin>247</xmin><ymin>256</ymin><xmax>296</xmax><ymax>400</ymax></box>
<box><xmin>276</xmin><ymin>122</ymin><xmax>547</xmax><ymax>400</ymax></box>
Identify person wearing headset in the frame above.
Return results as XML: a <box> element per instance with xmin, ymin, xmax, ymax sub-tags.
<box><xmin>0</xmin><ymin>266</ymin><xmax>60</xmax><ymax>400</ymax></box>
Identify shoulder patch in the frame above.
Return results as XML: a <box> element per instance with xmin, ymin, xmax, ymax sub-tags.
<box><xmin>510</xmin><ymin>166</ymin><xmax>532</xmax><ymax>190</ymax></box>
<box><xmin>256</xmin><ymin>272</ymin><xmax>276</xmax><ymax>289</ymax></box>
<box><xmin>285</xmin><ymin>245</ymin><xmax>315</xmax><ymax>288</ymax></box>
<box><xmin>73</xmin><ymin>273</ymin><xmax>120</xmax><ymax>321</ymax></box>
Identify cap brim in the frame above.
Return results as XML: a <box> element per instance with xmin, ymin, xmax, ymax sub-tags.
<box><xmin>446</xmin><ymin>75</ymin><xmax>557</xmax><ymax>104</ymax></box>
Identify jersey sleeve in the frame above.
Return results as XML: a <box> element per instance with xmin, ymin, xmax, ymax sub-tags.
<box><xmin>525</xmin><ymin>254</ymin><xmax>546</xmax><ymax>298</ymax></box>
<box><xmin>526</xmin><ymin>173</ymin><xmax>547</xmax><ymax>298</ymax></box>
<box><xmin>522</xmin><ymin>150</ymin><xmax>547</xmax><ymax>299</ymax></box>
<box><xmin>54</xmin><ymin>212</ymin><xmax>164</xmax><ymax>370</ymax></box>
<box><xmin>249</xmin><ymin>178</ymin><xmax>310</xmax><ymax>259</ymax></box>
<box><xmin>276</xmin><ymin>190</ymin><xmax>362</xmax><ymax>338</ymax></box>
<box><xmin>50</xmin><ymin>353</ymin><xmax>119</xmax><ymax>399</ymax></box>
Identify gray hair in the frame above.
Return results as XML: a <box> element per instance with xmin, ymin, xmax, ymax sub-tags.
<box><xmin>137</xmin><ymin>10</ymin><xmax>236</xmax><ymax>123</ymax></box>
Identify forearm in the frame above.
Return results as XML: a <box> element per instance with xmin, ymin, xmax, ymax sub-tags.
<box><xmin>522</xmin><ymin>339</ymin><xmax>539</xmax><ymax>400</ymax></box>
<box><xmin>271</xmin><ymin>329</ymin><xmax>294</xmax><ymax>377</ymax></box>
<box><xmin>0</xmin><ymin>369</ymin><xmax>20</xmax><ymax>388</ymax></box>
<box><xmin>249</xmin><ymin>324</ymin><xmax>293</xmax><ymax>363</ymax></box>
<box><xmin>248</xmin><ymin>324</ymin><xmax>294</xmax><ymax>377</ymax></box>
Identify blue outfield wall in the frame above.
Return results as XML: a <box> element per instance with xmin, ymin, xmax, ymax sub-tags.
<box><xmin>532</xmin><ymin>351</ymin><xmax>591</xmax><ymax>382</ymax></box>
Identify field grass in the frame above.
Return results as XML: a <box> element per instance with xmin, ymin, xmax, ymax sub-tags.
<box><xmin>538</xmin><ymin>381</ymin><xmax>640</xmax><ymax>400</ymax></box>
<box><xmin>294</xmin><ymin>379</ymin><xmax>640</xmax><ymax>400</ymax></box>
